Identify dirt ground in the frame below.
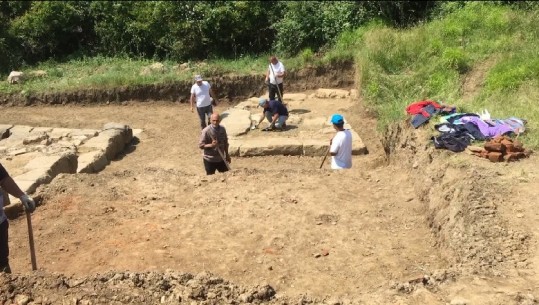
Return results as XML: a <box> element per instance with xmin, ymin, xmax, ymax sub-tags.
<box><xmin>1</xmin><ymin>87</ymin><xmax>539</xmax><ymax>304</ymax></box>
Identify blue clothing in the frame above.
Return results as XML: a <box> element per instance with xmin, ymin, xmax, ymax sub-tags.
<box><xmin>263</xmin><ymin>100</ymin><xmax>288</xmax><ymax>116</ymax></box>
<box><xmin>264</xmin><ymin>111</ymin><xmax>288</xmax><ymax>128</ymax></box>
<box><xmin>411</xmin><ymin>104</ymin><xmax>439</xmax><ymax>128</ymax></box>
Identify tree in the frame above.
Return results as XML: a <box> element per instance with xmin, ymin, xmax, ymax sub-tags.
<box><xmin>9</xmin><ymin>1</ymin><xmax>93</xmax><ymax>63</ymax></box>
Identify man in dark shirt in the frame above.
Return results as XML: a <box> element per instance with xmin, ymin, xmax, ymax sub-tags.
<box><xmin>0</xmin><ymin>163</ymin><xmax>36</xmax><ymax>273</ymax></box>
<box><xmin>198</xmin><ymin>113</ymin><xmax>231</xmax><ymax>175</ymax></box>
<box><xmin>255</xmin><ymin>98</ymin><xmax>289</xmax><ymax>131</ymax></box>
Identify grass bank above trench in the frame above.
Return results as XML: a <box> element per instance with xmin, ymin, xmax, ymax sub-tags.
<box><xmin>328</xmin><ymin>2</ymin><xmax>539</xmax><ymax>148</ymax></box>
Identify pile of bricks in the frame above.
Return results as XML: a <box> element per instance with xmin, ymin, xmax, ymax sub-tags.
<box><xmin>468</xmin><ymin>135</ymin><xmax>532</xmax><ymax>162</ymax></box>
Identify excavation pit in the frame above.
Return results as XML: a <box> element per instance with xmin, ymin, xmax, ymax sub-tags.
<box><xmin>220</xmin><ymin>88</ymin><xmax>367</xmax><ymax>157</ymax></box>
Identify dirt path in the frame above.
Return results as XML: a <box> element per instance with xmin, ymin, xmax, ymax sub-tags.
<box><xmin>1</xmin><ymin>94</ymin><xmax>538</xmax><ymax>304</ymax></box>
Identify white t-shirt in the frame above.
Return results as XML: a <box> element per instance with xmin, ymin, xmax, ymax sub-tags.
<box><xmin>268</xmin><ymin>62</ymin><xmax>285</xmax><ymax>85</ymax></box>
<box><xmin>330</xmin><ymin>129</ymin><xmax>353</xmax><ymax>169</ymax></box>
<box><xmin>190</xmin><ymin>81</ymin><xmax>212</xmax><ymax>108</ymax></box>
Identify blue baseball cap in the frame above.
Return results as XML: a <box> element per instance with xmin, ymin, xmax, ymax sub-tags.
<box><xmin>331</xmin><ymin>114</ymin><xmax>344</xmax><ymax>124</ymax></box>
<box><xmin>258</xmin><ymin>98</ymin><xmax>267</xmax><ymax>107</ymax></box>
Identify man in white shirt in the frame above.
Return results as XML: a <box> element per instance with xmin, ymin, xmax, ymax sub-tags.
<box><xmin>190</xmin><ymin>75</ymin><xmax>219</xmax><ymax>129</ymax></box>
<box><xmin>329</xmin><ymin>114</ymin><xmax>352</xmax><ymax>169</ymax></box>
<box><xmin>264</xmin><ymin>56</ymin><xmax>286</xmax><ymax>102</ymax></box>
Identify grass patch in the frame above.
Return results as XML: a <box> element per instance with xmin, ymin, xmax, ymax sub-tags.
<box><xmin>350</xmin><ymin>2</ymin><xmax>539</xmax><ymax>148</ymax></box>
<box><xmin>0</xmin><ymin>50</ymin><xmax>340</xmax><ymax>96</ymax></box>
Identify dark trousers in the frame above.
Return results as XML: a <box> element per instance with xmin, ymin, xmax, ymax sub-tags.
<box><xmin>268</xmin><ymin>83</ymin><xmax>284</xmax><ymax>102</ymax></box>
<box><xmin>0</xmin><ymin>220</ymin><xmax>10</xmax><ymax>273</ymax></box>
<box><xmin>197</xmin><ymin>105</ymin><xmax>213</xmax><ymax>129</ymax></box>
<box><xmin>203</xmin><ymin>159</ymin><xmax>229</xmax><ymax>175</ymax></box>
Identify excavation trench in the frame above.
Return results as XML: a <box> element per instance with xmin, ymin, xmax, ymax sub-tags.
<box><xmin>382</xmin><ymin>121</ymin><xmax>530</xmax><ymax>276</ymax></box>
<box><xmin>0</xmin><ymin>64</ymin><xmax>534</xmax><ymax>304</ymax></box>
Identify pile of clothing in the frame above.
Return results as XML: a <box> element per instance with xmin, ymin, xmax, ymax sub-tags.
<box><xmin>405</xmin><ymin>100</ymin><xmax>456</xmax><ymax>129</ymax></box>
<box><xmin>404</xmin><ymin>100</ymin><xmax>528</xmax><ymax>154</ymax></box>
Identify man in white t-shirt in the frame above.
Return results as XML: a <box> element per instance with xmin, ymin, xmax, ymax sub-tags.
<box><xmin>329</xmin><ymin>114</ymin><xmax>352</xmax><ymax>169</ymax></box>
<box><xmin>264</xmin><ymin>56</ymin><xmax>286</xmax><ymax>102</ymax></box>
<box><xmin>190</xmin><ymin>75</ymin><xmax>220</xmax><ymax>129</ymax></box>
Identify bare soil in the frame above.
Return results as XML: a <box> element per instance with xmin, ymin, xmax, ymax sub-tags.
<box><xmin>1</xmin><ymin>78</ymin><xmax>538</xmax><ymax>304</ymax></box>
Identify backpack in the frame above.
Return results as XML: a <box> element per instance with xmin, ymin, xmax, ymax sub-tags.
<box><xmin>431</xmin><ymin>131</ymin><xmax>472</xmax><ymax>152</ymax></box>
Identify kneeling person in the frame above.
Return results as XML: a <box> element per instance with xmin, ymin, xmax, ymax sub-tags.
<box><xmin>256</xmin><ymin>98</ymin><xmax>288</xmax><ymax>131</ymax></box>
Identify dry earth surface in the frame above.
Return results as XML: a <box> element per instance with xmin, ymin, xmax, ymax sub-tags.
<box><xmin>0</xmin><ymin>84</ymin><xmax>538</xmax><ymax>305</ymax></box>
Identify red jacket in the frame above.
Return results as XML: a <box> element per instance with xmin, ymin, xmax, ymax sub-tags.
<box><xmin>406</xmin><ymin>100</ymin><xmax>442</xmax><ymax>117</ymax></box>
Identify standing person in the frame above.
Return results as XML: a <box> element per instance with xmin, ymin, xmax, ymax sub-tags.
<box><xmin>0</xmin><ymin>162</ymin><xmax>36</xmax><ymax>273</ymax></box>
<box><xmin>198</xmin><ymin>113</ymin><xmax>231</xmax><ymax>175</ymax></box>
<box><xmin>255</xmin><ymin>98</ymin><xmax>289</xmax><ymax>131</ymax></box>
<box><xmin>265</xmin><ymin>56</ymin><xmax>286</xmax><ymax>102</ymax></box>
<box><xmin>329</xmin><ymin>114</ymin><xmax>353</xmax><ymax>169</ymax></box>
<box><xmin>190</xmin><ymin>75</ymin><xmax>220</xmax><ymax>129</ymax></box>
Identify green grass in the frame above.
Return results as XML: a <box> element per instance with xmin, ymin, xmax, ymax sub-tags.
<box><xmin>350</xmin><ymin>2</ymin><xmax>539</xmax><ymax>148</ymax></box>
<box><xmin>0</xmin><ymin>53</ymin><xmax>319</xmax><ymax>96</ymax></box>
<box><xmin>1</xmin><ymin>2</ymin><xmax>537</xmax><ymax>149</ymax></box>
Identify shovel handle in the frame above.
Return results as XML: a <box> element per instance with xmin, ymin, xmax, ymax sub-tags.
<box><xmin>319</xmin><ymin>146</ymin><xmax>330</xmax><ymax>169</ymax></box>
<box><xmin>26</xmin><ymin>210</ymin><xmax>37</xmax><ymax>271</ymax></box>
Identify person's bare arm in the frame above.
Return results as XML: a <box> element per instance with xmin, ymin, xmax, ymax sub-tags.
<box><xmin>190</xmin><ymin>93</ymin><xmax>196</xmax><ymax>112</ymax></box>
<box><xmin>265</xmin><ymin>66</ymin><xmax>270</xmax><ymax>82</ymax></box>
<box><xmin>257</xmin><ymin>110</ymin><xmax>266</xmax><ymax>126</ymax></box>
<box><xmin>270</xmin><ymin>113</ymin><xmax>279</xmax><ymax>127</ymax></box>
<box><xmin>0</xmin><ymin>176</ymin><xmax>24</xmax><ymax>198</ymax></box>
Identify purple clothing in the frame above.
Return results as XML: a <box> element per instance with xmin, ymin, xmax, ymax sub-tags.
<box><xmin>460</xmin><ymin>116</ymin><xmax>512</xmax><ymax>138</ymax></box>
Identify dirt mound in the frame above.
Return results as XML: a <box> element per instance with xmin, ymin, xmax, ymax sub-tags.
<box><xmin>1</xmin><ymin>271</ymin><xmax>278</xmax><ymax>305</ymax></box>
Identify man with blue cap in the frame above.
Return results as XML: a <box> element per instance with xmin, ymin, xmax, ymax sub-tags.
<box><xmin>254</xmin><ymin>98</ymin><xmax>289</xmax><ymax>131</ymax></box>
<box><xmin>328</xmin><ymin>114</ymin><xmax>352</xmax><ymax>169</ymax></box>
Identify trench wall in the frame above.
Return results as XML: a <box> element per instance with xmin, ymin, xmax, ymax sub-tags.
<box><xmin>0</xmin><ymin>61</ymin><xmax>355</xmax><ymax>106</ymax></box>
<box><xmin>382</xmin><ymin>121</ymin><xmax>530</xmax><ymax>275</ymax></box>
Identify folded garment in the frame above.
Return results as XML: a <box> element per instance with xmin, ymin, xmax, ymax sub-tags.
<box><xmin>488</xmin><ymin>117</ymin><xmax>526</xmax><ymax>133</ymax></box>
<box><xmin>411</xmin><ymin>104</ymin><xmax>439</xmax><ymax>128</ymax></box>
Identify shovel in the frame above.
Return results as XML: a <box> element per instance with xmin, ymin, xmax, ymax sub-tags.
<box><xmin>319</xmin><ymin>146</ymin><xmax>331</xmax><ymax>169</ymax></box>
<box><xmin>268</xmin><ymin>64</ymin><xmax>286</xmax><ymax>106</ymax></box>
<box><xmin>211</xmin><ymin>136</ymin><xmax>231</xmax><ymax>171</ymax></box>
<box><xmin>25</xmin><ymin>210</ymin><xmax>37</xmax><ymax>270</ymax></box>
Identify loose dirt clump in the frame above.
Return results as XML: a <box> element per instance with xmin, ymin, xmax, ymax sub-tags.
<box><xmin>1</xmin><ymin>270</ymin><xmax>279</xmax><ymax>305</ymax></box>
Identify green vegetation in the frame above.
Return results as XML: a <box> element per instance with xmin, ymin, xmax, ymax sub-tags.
<box><xmin>1</xmin><ymin>2</ymin><xmax>538</xmax><ymax>148</ymax></box>
<box><xmin>345</xmin><ymin>2</ymin><xmax>539</xmax><ymax>147</ymax></box>
<box><xmin>0</xmin><ymin>1</ymin><xmax>438</xmax><ymax>73</ymax></box>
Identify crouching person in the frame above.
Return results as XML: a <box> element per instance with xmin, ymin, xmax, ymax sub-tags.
<box><xmin>255</xmin><ymin>98</ymin><xmax>289</xmax><ymax>131</ymax></box>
